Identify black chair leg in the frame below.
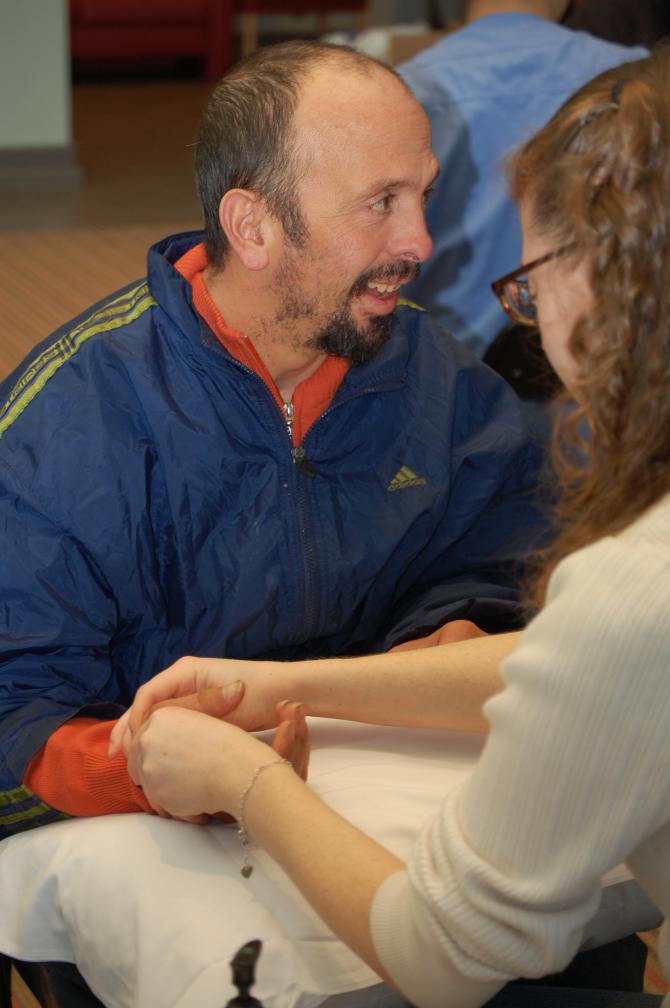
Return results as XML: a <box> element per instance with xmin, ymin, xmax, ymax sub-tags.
<box><xmin>44</xmin><ymin>962</ymin><xmax>104</xmax><ymax>1007</ymax></box>
<box><xmin>0</xmin><ymin>954</ymin><xmax>12</xmax><ymax>1008</ymax></box>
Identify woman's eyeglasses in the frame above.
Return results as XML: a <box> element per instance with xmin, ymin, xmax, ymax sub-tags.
<box><xmin>491</xmin><ymin>244</ymin><xmax>574</xmax><ymax>327</ymax></box>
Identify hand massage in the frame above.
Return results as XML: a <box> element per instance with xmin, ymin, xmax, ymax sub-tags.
<box><xmin>1</xmin><ymin>9</ymin><xmax>669</xmax><ymax>1008</ymax></box>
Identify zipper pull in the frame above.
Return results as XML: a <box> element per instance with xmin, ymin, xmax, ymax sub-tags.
<box><xmin>283</xmin><ymin>401</ymin><xmax>294</xmax><ymax>439</ymax></box>
<box><xmin>291</xmin><ymin>445</ymin><xmax>317</xmax><ymax>479</ymax></box>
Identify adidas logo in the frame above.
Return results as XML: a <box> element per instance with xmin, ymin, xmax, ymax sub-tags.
<box><xmin>387</xmin><ymin>466</ymin><xmax>428</xmax><ymax>492</ymax></box>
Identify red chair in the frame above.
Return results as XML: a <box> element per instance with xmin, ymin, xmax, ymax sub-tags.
<box><xmin>69</xmin><ymin>0</ymin><xmax>235</xmax><ymax>81</ymax></box>
<box><xmin>238</xmin><ymin>0</ymin><xmax>369</xmax><ymax>56</ymax></box>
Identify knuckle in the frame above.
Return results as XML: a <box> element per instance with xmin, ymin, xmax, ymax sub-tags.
<box><xmin>175</xmin><ymin>655</ymin><xmax>196</xmax><ymax>669</ymax></box>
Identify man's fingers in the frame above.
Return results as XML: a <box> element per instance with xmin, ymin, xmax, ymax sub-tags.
<box><xmin>271</xmin><ymin>718</ymin><xmax>296</xmax><ymax>762</ymax></box>
<box><xmin>273</xmin><ymin>701</ymin><xmax>310</xmax><ymax>779</ymax></box>
<box><xmin>434</xmin><ymin>619</ymin><xmax>488</xmax><ymax>645</ymax></box>
<box><xmin>390</xmin><ymin>619</ymin><xmax>489</xmax><ymax>652</ymax></box>
<box><xmin>290</xmin><ymin>703</ymin><xmax>310</xmax><ymax>780</ymax></box>
<box><xmin>296</xmin><ymin>716</ymin><xmax>310</xmax><ymax>781</ymax></box>
<box><xmin>389</xmin><ymin>631</ymin><xmax>439</xmax><ymax>652</ymax></box>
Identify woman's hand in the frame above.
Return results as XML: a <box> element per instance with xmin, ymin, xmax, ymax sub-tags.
<box><xmin>109</xmin><ymin>655</ymin><xmax>297</xmax><ymax>759</ymax></box>
<box><xmin>127</xmin><ymin>700</ymin><xmax>309</xmax><ymax>822</ymax></box>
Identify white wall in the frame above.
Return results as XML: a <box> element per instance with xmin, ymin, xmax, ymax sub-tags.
<box><xmin>0</xmin><ymin>0</ymin><xmax>71</xmax><ymax>149</ymax></box>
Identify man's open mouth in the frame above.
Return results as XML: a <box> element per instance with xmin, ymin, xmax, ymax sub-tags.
<box><xmin>366</xmin><ymin>279</ymin><xmax>404</xmax><ymax>299</ymax></box>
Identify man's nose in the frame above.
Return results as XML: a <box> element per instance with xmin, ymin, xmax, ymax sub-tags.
<box><xmin>388</xmin><ymin>206</ymin><xmax>433</xmax><ymax>264</ymax></box>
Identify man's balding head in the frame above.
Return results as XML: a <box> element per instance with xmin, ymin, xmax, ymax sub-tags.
<box><xmin>195</xmin><ymin>41</ymin><xmax>411</xmax><ymax>270</ymax></box>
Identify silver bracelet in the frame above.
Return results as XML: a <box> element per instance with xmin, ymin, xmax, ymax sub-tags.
<box><xmin>237</xmin><ymin>758</ymin><xmax>291</xmax><ymax>878</ymax></box>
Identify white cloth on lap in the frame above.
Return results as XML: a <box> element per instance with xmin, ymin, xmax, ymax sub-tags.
<box><xmin>0</xmin><ymin>720</ymin><xmax>659</xmax><ymax>1008</ymax></box>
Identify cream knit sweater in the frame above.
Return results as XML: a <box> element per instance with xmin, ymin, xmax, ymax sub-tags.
<box><xmin>371</xmin><ymin>496</ymin><xmax>670</xmax><ymax>1008</ymax></box>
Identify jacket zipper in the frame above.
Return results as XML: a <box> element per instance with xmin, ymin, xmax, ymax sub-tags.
<box><xmin>280</xmin><ymin>399</ymin><xmax>319</xmax><ymax>635</ymax></box>
<box><xmin>283</xmin><ymin>401</ymin><xmax>294</xmax><ymax>440</ymax></box>
<box><xmin>212</xmin><ymin>353</ymin><xmax>400</xmax><ymax>642</ymax></box>
<box><xmin>285</xmin><ymin>388</ymin><xmax>394</xmax><ymax>640</ymax></box>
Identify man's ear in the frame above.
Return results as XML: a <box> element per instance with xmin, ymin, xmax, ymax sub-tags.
<box><xmin>218</xmin><ymin>189</ymin><xmax>276</xmax><ymax>270</ymax></box>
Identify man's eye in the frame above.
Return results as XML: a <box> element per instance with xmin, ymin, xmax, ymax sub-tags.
<box><xmin>422</xmin><ymin>186</ymin><xmax>435</xmax><ymax>208</ymax></box>
<box><xmin>370</xmin><ymin>195</ymin><xmax>392</xmax><ymax>213</ymax></box>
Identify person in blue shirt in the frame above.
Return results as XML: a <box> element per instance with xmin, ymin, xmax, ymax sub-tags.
<box><xmin>399</xmin><ymin>0</ymin><xmax>648</xmax><ymax>355</ymax></box>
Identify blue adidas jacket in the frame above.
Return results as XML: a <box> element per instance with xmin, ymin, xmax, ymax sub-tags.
<box><xmin>0</xmin><ymin>232</ymin><xmax>545</xmax><ymax>836</ymax></box>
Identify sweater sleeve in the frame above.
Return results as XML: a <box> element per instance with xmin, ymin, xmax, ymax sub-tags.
<box><xmin>24</xmin><ymin>717</ymin><xmax>153</xmax><ymax>816</ymax></box>
<box><xmin>370</xmin><ymin>532</ymin><xmax>670</xmax><ymax>1008</ymax></box>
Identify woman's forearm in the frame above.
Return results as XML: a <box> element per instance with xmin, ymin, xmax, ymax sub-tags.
<box><xmin>288</xmin><ymin>632</ymin><xmax>518</xmax><ymax>733</ymax></box>
<box><xmin>244</xmin><ymin>761</ymin><xmax>403</xmax><ymax>985</ymax></box>
<box><xmin>243</xmin><ymin>635</ymin><xmax>520</xmax><ymax>963</ymax></box>
<box><xmin>111</xmin><ymin>632</ymin><xmax>520</xmax><ymax>755</ymax></box>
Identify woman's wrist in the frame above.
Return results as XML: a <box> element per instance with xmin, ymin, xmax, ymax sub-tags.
<box><xmin>242</xmin><ymin>755</ymin><xmax>304</xmax><ymax>839</ymax></box>
<box><xmin>236</xmin><ymin>757</ymin><xmax>293</xmax><ymax>876</ymax></box>
<box><xmin>208</xmin><ymin>731</ymin><xmax>277</xmax><ymax>813</ymax></box>
<box><xmin>281</xmin><ymin>659</ymin><xmax>323</xmax><ymax>716</ymax></box>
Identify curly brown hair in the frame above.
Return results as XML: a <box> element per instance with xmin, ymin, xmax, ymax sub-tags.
<box><xmin>509</xmin><ymin>48</ymin><xmax>670</xmax><ymax>607</ymax></box>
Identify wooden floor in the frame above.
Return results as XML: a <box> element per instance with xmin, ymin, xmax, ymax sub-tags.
<box><xmin>0</xmin><ymin>80</ymin><xmax>209</xmax><ymax>231</ymax></box>
<box><xmin>0</xmin><ymin>79</ymin><xmax>208</xmax><ymax>379</ymax></box>
<box><xmin>0</xmin><ymin>221</ymin><xmax>198</xmax><ymax>380</ymax></box>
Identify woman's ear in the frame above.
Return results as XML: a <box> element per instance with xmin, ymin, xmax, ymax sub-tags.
<box><xmin>218</xmin><ymin>189</ymin><xmax>274</xmax><ymax>271</ymax></box>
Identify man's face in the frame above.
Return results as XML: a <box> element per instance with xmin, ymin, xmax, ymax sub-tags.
<box><xmin>270</xmin><ymin>65</ymin><xmax>438</xmax><ymax>364</ymax></box>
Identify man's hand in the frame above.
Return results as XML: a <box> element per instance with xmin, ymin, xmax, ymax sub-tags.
<box><xmin>127</xmin><ymin>701</ymin><xmax>309</xmax><ymax>822</ymax></box>
<box><xmin>390</xmin><ymin>619</ymin><xmax>488</xmax><ymax>652</ymax></box>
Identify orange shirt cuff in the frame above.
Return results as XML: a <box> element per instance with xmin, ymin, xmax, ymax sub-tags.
<box><xmin>24</xmin><ymin>717</ymin><xmax>153</xmax><ymax>817</ymax></box>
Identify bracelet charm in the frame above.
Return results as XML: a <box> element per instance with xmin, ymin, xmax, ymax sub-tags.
<box><xmin>237</xmin><ymin>758</ymin><xmax>291</xmax><ymax>878</ymax></box>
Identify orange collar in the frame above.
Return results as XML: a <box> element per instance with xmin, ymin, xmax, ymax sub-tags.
<box><xmin>175</xmin><ymin>243</ymin><xmax>349</xmax><ymax>446</ymax></box>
